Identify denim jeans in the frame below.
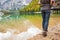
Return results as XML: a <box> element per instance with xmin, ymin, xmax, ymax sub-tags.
<box><xmin>41</xmin><ymin>10</ymin><xmax>51</xmax><ymax>31</ymax></box>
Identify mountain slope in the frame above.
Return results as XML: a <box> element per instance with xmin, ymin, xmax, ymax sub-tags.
<box><xmin>0</xmin><ymin>0</ymin><xmax>32</xmax><ymax>10</ymax></box>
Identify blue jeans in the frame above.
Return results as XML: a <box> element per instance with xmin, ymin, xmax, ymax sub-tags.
<box><xmin>41</xmin><ymin>10</ymin><xmax>50</xmax><ymax>31</ymax></box>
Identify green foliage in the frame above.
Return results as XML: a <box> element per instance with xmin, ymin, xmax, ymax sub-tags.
<box><xmin>19</xmin><ymin>0</ymin><xmax>40</xmax><ymax>12</ymax></box>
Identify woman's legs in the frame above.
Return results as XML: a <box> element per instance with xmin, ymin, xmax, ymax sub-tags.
<box><xmin>42</xmin><ymin>10</ymin><xmax>50</xmax><ymax>37</ymax></box>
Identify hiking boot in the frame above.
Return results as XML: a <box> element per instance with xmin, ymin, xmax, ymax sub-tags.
<box><xmin>42</xmin><ymin>31</ymin><xmax>47</xmax><ymax>37</ymax></box>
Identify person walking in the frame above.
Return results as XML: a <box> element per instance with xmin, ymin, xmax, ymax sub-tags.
<box><xmin>40</xmin><ymin>0</ymin><xmax>55</xmax><ymax>37</ymax></box>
